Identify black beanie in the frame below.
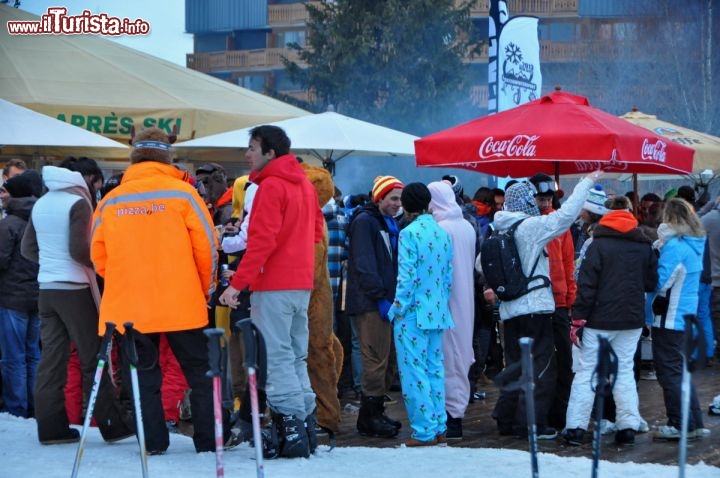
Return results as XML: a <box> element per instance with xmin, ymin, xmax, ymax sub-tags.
<box><xmin>401</xmin><ymin>182</ymin><xmax>431</xmax><ymax>214</ymax></box>
<box><xmin>3</xmin><ymin>170</ymin><xmax>43</xmax><ymax>198</ymax></box>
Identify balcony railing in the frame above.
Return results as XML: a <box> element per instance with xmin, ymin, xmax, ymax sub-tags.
<box><xmin>266</xmin><ymin>0</ymin><xmax>579</xmax><ymax>25</ymax></box>
<box><xmin>470</xmin><ymin>40</ymin><xmax>633</xmax><ymax>64</ymax></box>
<box><xmin>188</xmin><ymin>37</ymin><xmax>637</xmax><ymax>76</ymax></box>
<box><xmin>467</xmin><ymin>40</ymin><xmax>579</xmax><ymax>63</ymax></box>
<box><xmin>280</xmin><ymin>89</ymin><xmax>316</xmax><ymax>104</ymax></box>
<box><xmin>467</xmin><ymin>42</ymin><xmax>491</xmax><ymax>62</ymax></box>
<box><xmin>268</xmin><ymin>2</ymin><xmax>322</xmax><ymax>25</ymax></box>
<box><xmin>187</xmin><ymin>48</ymin><xmax>306</xmax><ymax>72</ymax></box>
<box><xmin>459</xmin><ymin>0</ymin><xmax>578</xmax><ymax>16</ymax></box>
<box><xmin>469</xmin><ymin>85</ymin><xmax>489</xmax><ymax>107</ymax></box>
<box><xmin>550</xmin><ymin>40</ymin><xmax>636</xmax><ymax>61</ymax></box>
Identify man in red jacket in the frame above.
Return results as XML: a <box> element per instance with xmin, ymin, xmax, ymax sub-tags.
<box><xmin>529</xmin><ymin>173</ymin><xmax>577</xmax><ymax>431</ymax></box>
<box><xmin>220</xmin><ymin>125</ymin><xmax>323</xmax><ymax>459</ymax></box>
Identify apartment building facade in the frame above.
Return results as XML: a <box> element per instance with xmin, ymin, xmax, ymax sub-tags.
<box><xmin>185</xmin><ymin>1</ymin><xmax>717</xmax><ymax>130</ymax></box>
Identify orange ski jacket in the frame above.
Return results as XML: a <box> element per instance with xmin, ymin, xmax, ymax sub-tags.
<box><xmin>91</xmin><ymin>162</ymin><xmax>218</xmax><ymax>334</ymax></box>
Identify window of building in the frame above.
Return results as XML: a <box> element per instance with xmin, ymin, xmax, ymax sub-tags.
<box><xmin>473</xmin><ymin>18</ymin><xmax>489</xmax><ymax>41</ymax></box>
<box><xmin>235</xmin><ymin>29</ymin><xmax>268</xmax><ymax>50</ymax></box>
<box><xmin>613</xmin><ymin>22</ymin><xmax>638</xmax><ymax>41</ymax></box>
<box><xmin>195</xmin><ymin>33</ymin><xmax>230</xmax><ymax>53</ymax></box>
<box><xmin>598</xmin><ymin>23</ymin><xmax>613</xmax><ymax>40</ymax></box>
<box><xmin>213</xmin><ymin>72</ymin><xmax>232</xmax><ymax>81</ymax></box>
<box><xmin>275</xmin><ymin>30</ymin><xmax>306</xmax><ymax>48</ymax></box>
<box><xmin>539</xmin><ymin>22</ymin><xmax>578</xmax><ymax>43</ymax></box>
<box><xmin>238</xmin><ymin>74</ymin><xmax>266</xmax><ymax>92</ymax></box>
<box><xmin>273</xmin><ymin>70</ymin><xmax>301</xmax><ymax>92</ymax></box>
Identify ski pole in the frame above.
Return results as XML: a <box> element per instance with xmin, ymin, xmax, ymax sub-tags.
<box><xmin>71</xmin><ymin>322</ymin><xmax>116</xmax><ymax>478</ymax></box>
<box><xmin>679</xmin><ymin>314</ymin><xmax>703</xmax><ymax>478</ymax></box>
<box><xmin>591</xmin><ymin>337</ymin><xmax>608</xmax><ymax>478</ymax></box>
<box><xmin>679</xmin><ymin>324</ymin><xmax>691</xmax><ymax>478</ymax></box>
<box><xmin>591</xmin><ymin>335</ymin><xmax>617</xmax><ymax>478</ymax></box>
<box><xmin>222</xmin><ymin>337</ymin><xmax>235</xmax><ymax>414</ymax></box>
<box><xmin>237</xmin><ymin>318</ymin><xmax>266</xmax><ymax>478</ymax></box>
<box><xmin>205</xmin><ymin>328</ymin><xmax>227</xmax><ymax>478</ymax></box>
<box><xmin>519</xmin><ymin>337</ymin><xmax>538</xmax><ymax>478</ymax></box>
<box><xmin>124</xmin><ymin>322</ymin><xmax>149</xmax><ymax>478</ymax></box>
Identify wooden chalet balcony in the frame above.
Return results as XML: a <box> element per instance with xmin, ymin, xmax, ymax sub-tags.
<box><xmin>188</xmin><ymin>39</ymin><xmax>587</xmax><ymax>74</ymax></box>
<box><xmin>467</xmin><ymin>42</ymin><xmax>491</xmax><ymax>63</ymax></box>
<box><xmin>467</xmin><ymin>40</ymin><xmax>581</xmax><ymax>63</ymax></box>
<box><xmin>268</xmin><ymin>2</ymin><xmax>322</xmax><ymax>25</ymax></box>
<box><xmin>267</xmin><ymin>0</ymin><xmax>578</xmax><ymax>24</ymax></box>
<box><xmin>187</xmin><ymin>36</ymin><xmax>633</xmax><ymax>75</ymax></box>
<box><xmin>187</xmin><ymin>48</ymin><xmax>306</xmax><ymax>73</ymax></box>
<box><xmin>459</xmin><ymin>0</ymin><xmax>578</xmax><ymax>16</ymax></box>
<box><xmin>550</xmin><ymin>40</ymin><xmax>642</xmax><ymax>60</ymax></box>
<box><xmin>540</xmin><ymin>41</ymin><xmax>585</xmax><ymax>62</ymax></box>
<box><xmin>469</xmin><ymin>40</ymin><xmax>636</xmax><ymax>64</ymax></box>
<box><xmin>470</xmin><ymin>85</ymin><xmax>489</xmax><ymax>107</ymax></box>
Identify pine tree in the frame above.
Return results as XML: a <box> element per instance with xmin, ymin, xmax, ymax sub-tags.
<box><xmin>283</xmin><ymin>0</ymin><xmax>482</xmax><ymax>135</ymax></box>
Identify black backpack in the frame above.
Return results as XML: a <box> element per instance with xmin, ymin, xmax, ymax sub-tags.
<box><xmin>480</xmin><ymin>219</ymin><xmax>550</xmax><ymax>301</ymax></box>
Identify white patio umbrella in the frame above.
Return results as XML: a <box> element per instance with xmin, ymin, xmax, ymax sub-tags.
<box><xmin>174</xmin><ymin>112</ymin><xmax>419</xmax><ymax>174</ymax></box>
<box><xmin>0</xmin><ymin>98</ymin><xmax>129</xmax><ymax>158</ymax></box>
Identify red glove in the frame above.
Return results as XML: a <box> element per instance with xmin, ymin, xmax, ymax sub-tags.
<box><xmin>570</xmin><ymin>319</ymin><xmax>586</xmax><ymax>348</ymax></box>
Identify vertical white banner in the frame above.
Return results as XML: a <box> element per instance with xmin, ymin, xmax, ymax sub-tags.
<box><xmin>488</xmin><ymin>0</ymin><xmax>509</xmax><ymax>115</ymax></box>
<box><xmin>497</xmin><ymin>16</ymin><xmax>542</xmax><ymax>112</ymax></box>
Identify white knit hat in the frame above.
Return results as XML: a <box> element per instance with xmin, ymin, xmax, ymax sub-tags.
<box><xmin>583</xmin><ymin>186</ymin><xmax>609</xmax><ymax>216</ymax></box>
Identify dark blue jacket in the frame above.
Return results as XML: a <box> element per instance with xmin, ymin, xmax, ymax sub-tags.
<box><xmin>346</xmin><ymin>203</ymin><xmax>398</xmax><ymax>315</ymax></box>
<box><xmin>0</xmin><ymin>197</ymin><xmax>39</xmax><ymax>312</ymax></box>
<box><xmin>574</xmin><ymin>218</ymin><xmax>657</xmax><ymax>330</ymax></box>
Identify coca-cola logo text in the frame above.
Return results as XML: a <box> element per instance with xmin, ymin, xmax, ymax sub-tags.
<box><xmin>478</xmin><ymin>135</ymin><xmax>539</xmax><ymax>159</ymax></box>
<box><xmin>641</xmin><ymin>139</ymin><xmax>667</xmax><ymax>163</ymax></box>
<box><xmin>575</xmin><ymin>157</ymin><xmax>628</xmax><ymax>173</ymax></box>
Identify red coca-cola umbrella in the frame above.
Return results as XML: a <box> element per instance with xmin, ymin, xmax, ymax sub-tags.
<box><xmin>415</xmin><ymin>91</ymin><xmax>694</xmax><ymax>177</ymax></box>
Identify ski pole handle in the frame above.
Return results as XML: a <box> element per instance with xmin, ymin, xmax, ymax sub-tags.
<box><xmin>204</xmin><ymin>328</ymin><xmax>225</xmax><ymax>378</ymax></box>
<box><xmin>236</xmin><ymin>318</ymin><xmax>257</xmax><ymax>369</ymax></box>
<box><xmin>98</xmin><ymin>322</ymin><xmax>116</xmax><ymax>361</ymax></box>
<box><xmin>123</xmin><ymin>322</ymin><xmax>139</xmax><ymax>367</ymax></box>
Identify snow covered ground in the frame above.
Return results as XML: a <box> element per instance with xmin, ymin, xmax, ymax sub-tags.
<box><xmin>0</xmin><ymin>413</ymin><xmax>716</xmax><ymax>478</ymax></box>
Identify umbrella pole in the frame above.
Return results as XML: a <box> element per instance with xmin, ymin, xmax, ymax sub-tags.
<box><xmin>632</xmin><ymin>173</ymin><xmax>639</xmax><ymax>218</ymax></box>
<box><xmin>322</xmin><ymin>159</ymin><xmax>335</xmax><ymax>176</ymax></box>
<box><xmin>554</xmin><ymin>162</ymin><xmax>560</xmax><ymax>188</ymax></box>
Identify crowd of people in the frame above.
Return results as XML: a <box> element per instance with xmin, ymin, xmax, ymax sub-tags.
<box><xmin>0</xmin><ymin>126</ymin><xmax>719</xmax><ymax>461</ymax></box>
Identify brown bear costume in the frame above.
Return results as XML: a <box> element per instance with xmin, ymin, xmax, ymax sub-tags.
<box><xmin>301</xmin><ymin>163</ymin><xmax>344</xmax><ymax>433</ymax></box>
